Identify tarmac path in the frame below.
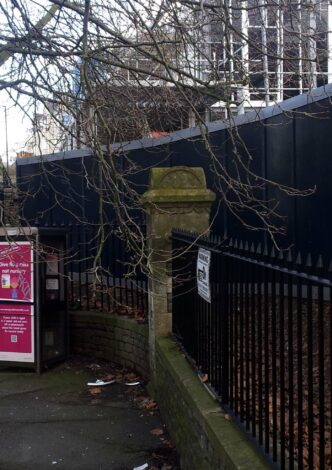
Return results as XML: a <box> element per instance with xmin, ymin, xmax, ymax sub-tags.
<box><xmin>0</xmin><ymin>358</ymin><xmax>179</xmax><ymax>470</ymax></box>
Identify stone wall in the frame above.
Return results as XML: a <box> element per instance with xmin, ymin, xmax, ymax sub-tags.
<box><xmin>153</xmin><ymin>338</ymin><xmax>270</xmax><ymax>470</ymax></box>
<box><xmin>70</xmin><ymin>311</ymin><xmax>149</xmax><ymax>378</ymax></box>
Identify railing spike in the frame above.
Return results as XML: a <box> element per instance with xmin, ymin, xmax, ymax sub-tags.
<box><xmin>239</xmin><ymin>240</ymin><xmax>243</xmax><ymax>250</ymax></box>
<box><xmin>263</xmin><ymin>244</ymin><xmax>269</xmax><ymax>257</ymax></box>
<box><xmin>278</xmin><ymin>250</ymin><xmax>284</xmax><ymax>261</ymax></box>
<box><xmin>316</xmin><ymin>254</ymin><xmax>323</xmax><ymax>270</ymax></box>
<box><xmin>286</xmin><ymin>249</ymin><xmax>293</xmax><ymax>263</ymax></box>
<box><xmin>305</xmin><ymin>252</ymin><xmax>312</xmax><ymax>268</ymax></box>
<box><xmin>244</xmin><ymin>241</ymin><xmax>249</xmax><ymax>251</ymax></box>
<box><xmin>256</xmin><ymin>243</ymin><xmax>262</xmax><ymax>255</ymax></box>
<box><xmin>328</xmin><ymin>259</ymin><xmax>332</xmax><ymax>273</ymax></box>
<box><xmin>295</xmin><ymin>252</ymin><xmax>302</xmax><ymax>265</ymax></box>
<box><xmin>250</xmin><ymin>242</ymin><xmax>255</xmax><ymax>253</ymax></box>
<box><xmin>270</xmin><ymin>246</ymin><xmax>276</xmax><ymax>258</ymax></box>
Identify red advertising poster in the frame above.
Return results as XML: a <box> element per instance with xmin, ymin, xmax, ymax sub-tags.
<box><xmin>0</xmin><ymin>242</ymin><xmax>33</xmax><ymax>302</ymax></box>
<box><xmin>0</xmin><ymin>304</ymin><xmax>34</xmax><ymax>362</ymax></box>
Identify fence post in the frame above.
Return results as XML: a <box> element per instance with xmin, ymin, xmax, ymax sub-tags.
<box><xmin>141</xmin><ymin>167</ymin><xmax>215</xmax><ymax>383</ymax></box>
<box><xmin>220</xmin><ymin>253</ymin><xmax>229</xmax><ymax>404</ymax></box>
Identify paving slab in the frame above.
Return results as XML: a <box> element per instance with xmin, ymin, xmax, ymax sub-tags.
<box><xmin>0</xmin><ymin>358</ymin><xmax>179</xmax><ymax>470</ymax></box>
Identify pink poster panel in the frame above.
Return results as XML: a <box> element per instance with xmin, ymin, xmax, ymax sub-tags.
<box><xmin>0</xmin><ymin>242</ymin><xmax>33</xmax><ymax>302</ymax></box>
<box><xmin>0</xmin><ymin>304</ymin><xmax>34</xmax><ymax>363</ymax></box>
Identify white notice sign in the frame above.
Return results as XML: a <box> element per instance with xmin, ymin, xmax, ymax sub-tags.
<box><xmin>197</xmin><ymin>248</ymin><xmax>211</xmax><ymax>303</ymax></box>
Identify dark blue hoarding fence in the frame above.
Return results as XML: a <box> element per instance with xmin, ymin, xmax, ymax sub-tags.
<box><xmin>16</xmin><ymin>84</ymin><xmax>332</xmax><ymax>263</ymax></box>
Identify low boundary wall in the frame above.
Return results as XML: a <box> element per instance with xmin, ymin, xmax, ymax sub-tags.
<box><xmin>153</xmin><ymin>337</ymin><xmax>270</xmax><ymax>470</ymax></box>
<box><xmin>70</xmin><ymin>311</ymin><xmax>149</xmax><ymax>378</ymax></box>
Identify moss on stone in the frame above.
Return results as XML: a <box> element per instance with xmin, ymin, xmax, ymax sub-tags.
<box><xmin>141</xmin><ymin>167</ymin><xmax>215</xmax><ymax>206</ymax></box>
<box><xmin>155</xmin><ymin>337</ymin><xmax>270</xmax><ymax>470</ymax></box>
<box><xmin>148</xmin><ymin>167</ymin><xmax>207</xmax><ymax>189</ymax></box>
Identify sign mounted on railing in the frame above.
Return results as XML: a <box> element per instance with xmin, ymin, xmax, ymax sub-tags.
<box><xmin>197</xmin><ymin>248</ymin><xmax>211</xmax><ymax>303</ymax></box>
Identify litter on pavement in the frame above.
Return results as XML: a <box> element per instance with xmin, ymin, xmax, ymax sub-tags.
<box><xmin>87</xmin><ymin>379</ymin><xmax>116</xmax><ymax>386</ymax></box>
<box><xmin>133</xmin><ymin>464</ymin><xmax>149</xmax><ymax>470</ymax></box>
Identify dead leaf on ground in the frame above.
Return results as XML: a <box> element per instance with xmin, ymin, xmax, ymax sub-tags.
<box><xmin>224</xmin><ymin>413</ymin><xmax>232</xmax><ymax>421</ymax></box>
<box><xmin>145</xmin><ymin>399</ymin><xmax>157</xmax><ymax>410</ymax></box>
<box><xmin>125</xmin><ymin>372</ymin><xmax>140</xmax><ymax>381</ymax></box>
<box><xmin>104</xmin><ymin>374</ymin><xmax>115</xmax><ymax>380</ymax></box>
<box><xmin>201</xmin><ymin>373</ymin><xmax>208</xmax><ymax>383</ymax></box>
<box><xmin>150</xmin><ymin>428</ymin><xmax>164</xmax><ymax>437</ymax></box>
<box><xmin>89</xmin><ymin>387</ymin><xmax>102</xmax><ymax>395</ymax></box>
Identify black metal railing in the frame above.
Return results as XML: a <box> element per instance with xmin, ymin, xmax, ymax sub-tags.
<box><xmin>40</xmin><ymin>222</ymin><xmax>148</xmax><ymax>319</ymax></box>
<box><xmin>172</xmin><ymin>228</ymin><xmax>332</xmax><ymax>469</ymax></box>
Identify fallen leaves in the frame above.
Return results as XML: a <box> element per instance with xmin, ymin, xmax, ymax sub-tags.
<box><xmin>126</xmin><ymin>372</ymin><xmax>137</xmax><ymax>381</ymax></box>
<box><xmin>145</xmin><ymin>399</ymin><xmax>158</xmax><ymax>411</ymax></box>
<box><xmin>104</xmin><ymin>373</ymin><xmax>115</xmax><ymax>381</ymax></box>
<box><xmin>200</xmin><ymin>373</ymin><xmax>208</xmax><ymax>383</ymax></box>
<box><xmin>150</xmin><ymin>428</ymin><xmax>164</xmax><ymax>437</ymax></box>
<box><xmin>70</xmin><ymin>283</ymin><xmax>148</xmax><ymax>321</ymax></box>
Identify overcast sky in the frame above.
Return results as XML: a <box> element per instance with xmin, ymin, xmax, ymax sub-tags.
<box><xmin>0</xmin><ymin>1</ymin><xmax>53</xmax><ymax>165</ymax></box>
<box><xmin>0</xmin><ymin>92</ymin><xmax>30</xmax><ymax>166</ymax></box>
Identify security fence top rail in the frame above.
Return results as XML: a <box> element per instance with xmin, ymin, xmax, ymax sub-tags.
<box><xmin>171</xmin><ymin>227</ymin><xmax>332</xmax><ymax>470</ymax></box>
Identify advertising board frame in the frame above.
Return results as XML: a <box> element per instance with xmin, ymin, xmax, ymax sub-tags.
<box><xmin>0</xmin><ymin>227</ymin><xmax>68</xmax><ymax>373</ymax></box>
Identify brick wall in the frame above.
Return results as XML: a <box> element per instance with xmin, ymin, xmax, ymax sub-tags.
<box><xmin>70</xmin><ymin>311</ymin><xmax>149</xmax><ymax>378</ymax></box>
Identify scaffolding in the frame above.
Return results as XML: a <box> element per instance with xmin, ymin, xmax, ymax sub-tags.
<box><xmin>193</xmin><ymin>0</ymin><xmax>332</xmax><ymax>112</ymax></box>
